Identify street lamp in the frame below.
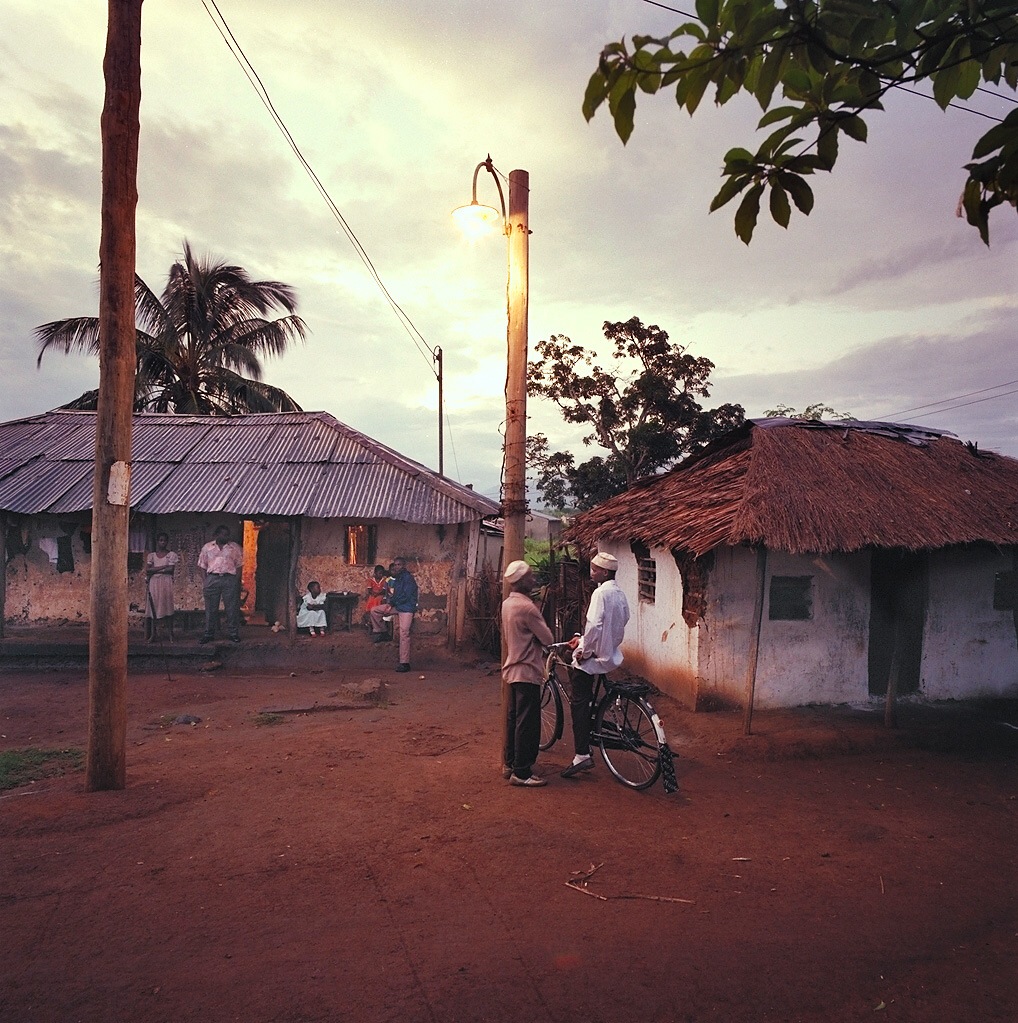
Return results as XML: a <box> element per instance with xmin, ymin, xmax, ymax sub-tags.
<box><xmin>453</xmin><ymin>155</ymin><xmax>530</xmax><ymax>590</ymax></box>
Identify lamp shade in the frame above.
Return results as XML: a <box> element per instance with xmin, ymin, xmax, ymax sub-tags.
<box><xmin>452</xmin><ymin>201</ymin><xmax>503</xmax><ymax>239</ymax></box>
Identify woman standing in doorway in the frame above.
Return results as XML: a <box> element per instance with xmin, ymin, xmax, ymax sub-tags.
<box><xmin>146</xmin><ymin>532</ymin><xmax>179</xmax><ymax>642</ymax></box>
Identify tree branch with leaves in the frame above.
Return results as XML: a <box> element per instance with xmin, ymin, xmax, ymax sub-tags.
<box><xmin>527</xmin><ymin>317</ymin><xmax>744</xmax><ymax>510</ymax></box>
<box><xmin>584</xmin><ymin>0</ymin><xmax>1018</xmax><ymax>243</ymax></box>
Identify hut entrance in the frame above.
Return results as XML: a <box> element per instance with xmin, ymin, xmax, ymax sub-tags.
<box><xmin>241</xmin><ymin>520</ymin><xmax>291</xmax><ymax>628</ymax></box>
<box><xmin>868</xmin><ymin>550</ymin><xmax>927</xmax><ymax>696</ymax></box>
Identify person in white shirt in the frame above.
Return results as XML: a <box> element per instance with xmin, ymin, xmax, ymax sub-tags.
<box><xmin>561</xmin><ymin>551</ymin><xmax>630</xmax><ymax>779</ymax></box>
<box><xmin>197</xmin><ymin>525</ymin><xmax>244</xmax><ymax>643</ymax></box>
<box><xmin>296</xmin><ymin>581</ymin><xmax>327</xmax><ymax>636</ymax></box>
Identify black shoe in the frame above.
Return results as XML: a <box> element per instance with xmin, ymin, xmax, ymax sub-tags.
<box><xmin>370</xmin><ymin>633</ymin><xmax>386</xmax><ymax>644</ymax></box>
<box><xmin>229</xmin><ymin>636</ymin><xmax>240</xmax><ymax>643</ymax></box>
<box><xmin>395</xmin><ymin>663</ymin><xmax>411</xmax><ymax>673</ymax></box>
<box><xmin>560</xmin><ymin>756</ymin><xmax>594</xmax><ymax>778</ymax></box>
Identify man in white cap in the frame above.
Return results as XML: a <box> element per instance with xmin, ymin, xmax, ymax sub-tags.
<box><xmin>501</xmin><ymin>559</ymin><xmax>555</xmax><ymax>787</ymax></box>
<box><xmin>562</xmin><ymin>550</ymin><xmax>630</xmax><ymax>778</ymax></box>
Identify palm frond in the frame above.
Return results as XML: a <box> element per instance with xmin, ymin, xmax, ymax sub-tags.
<box><xmin>34</xmin><ymin>317</ymin><xmax>102</xmax><ymax>366</ymax></box>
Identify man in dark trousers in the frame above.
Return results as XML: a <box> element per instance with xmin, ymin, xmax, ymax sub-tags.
<box><xmin>369</xmin><ymin>556</ymin><xmax>419</xmax><ymax>672</ymax></box>
<box><xmin>561</xmin><ymin>551</ymin><xmax>630</xmax><ymax>778</ymax></box>
<box><xmin>501</xmin><ymin>559</ymin><xmax>555</xmax><ymax>787</ymax></box>
<box><xmin>197</xmin><ymin>524</ymin><xmax>244</xmax><ymax>643</ymax></box>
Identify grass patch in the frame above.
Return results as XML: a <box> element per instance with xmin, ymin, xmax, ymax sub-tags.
<box><xmin>252</xmin><ymin>712</ymin><xmax>285</xmax><ymax>727</ymax></box>
<box><xmin>0</xmin><ymin>748</ymin><xmax>84</xmax><ymax>792</ymax></box>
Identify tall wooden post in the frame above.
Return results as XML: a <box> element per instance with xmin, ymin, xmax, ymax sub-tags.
<box><xmin>742</xmin><ymin>546</ymin><xmax>767</xmax><ymax>736</ymax></box>
<box><xmin>500</xmin><ymin>169</ymin><xmax>530</xmax><ymax>769</ymax></box>
<box><xmin>86</xmin><ymin>0</ymin><xmax>143</xmax><ymax>791</ymax></box>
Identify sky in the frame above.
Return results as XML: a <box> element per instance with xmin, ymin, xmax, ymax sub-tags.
<box><xmin>2</xmin><ymin>0</ymin><xmax>1018</xmax><ymax>505</ymax></box>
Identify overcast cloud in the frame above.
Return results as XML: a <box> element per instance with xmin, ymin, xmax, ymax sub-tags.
<box><xmin>2</xmin><ymin>0</ymin><xmax>1017</xmax><ymax>502</ymax></box>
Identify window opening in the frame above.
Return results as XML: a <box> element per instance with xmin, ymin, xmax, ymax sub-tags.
<box><xmin>345</xmin><ymin>524</ymin><xmax>377</xmax><ymax>566</ymax></box>
<box><xmin>769</xmin><ymin>575</ymin><xmax>812</xmax><ymax>620</ymax></box>
<box><xmin>637</xmin><ymin>556</ymin><xmax>656</xmax><ymax>604</ymax></box>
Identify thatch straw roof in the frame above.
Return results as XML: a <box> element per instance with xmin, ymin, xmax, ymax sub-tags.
<box><xmin>567</xmin><ymin>420</ymin><xmax>1018</xmax><ymax>557</ymax></box>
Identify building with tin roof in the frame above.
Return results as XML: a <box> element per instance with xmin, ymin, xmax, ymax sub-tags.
<box><xmin>0</xmin><ymin>410</ymin><xmax>499</xmax><ymax>646</ymax></box>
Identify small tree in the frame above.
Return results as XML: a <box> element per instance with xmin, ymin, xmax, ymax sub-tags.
<box><xmin>528</xmin><ymin>316</ymin><xmax>744</xmax><ymax>509</ymax></box>
<box><xmin>764</xmin><ymin>402</ymin><xmax>856</xmax><ymax>420</ymax></box>
<box><xmin>584</xmin><ymin>0</ymin><xmax>1018</xmax><ymax>243</ymax></box>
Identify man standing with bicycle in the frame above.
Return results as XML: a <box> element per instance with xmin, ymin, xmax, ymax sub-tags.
<box><xmin>562</xmin><ymin>551</ymin><xmax>631</xmax><ymax>779</ymax></box>
<box><xmin>501</xmin><ymin>559</ymin><xmax>555</xmax><ymax>787</ymax></box>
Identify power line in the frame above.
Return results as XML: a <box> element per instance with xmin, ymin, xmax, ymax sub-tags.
<box><xmin>201</xmin><ymin>0</ymin><xmax>437</xmax><ymax>376</ymax></box>
<box><xmin>882</xmin><ymin>378</ymin><xmax>1018</xmax><ymax>418</ymax></box>
<box><xmin>883</xmin><ymin>384</ymin><xmax>1018</xmax><ymax>422</ymax></box>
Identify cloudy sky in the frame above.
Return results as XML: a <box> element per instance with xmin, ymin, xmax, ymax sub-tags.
<box><xmin>3</xmin><ymin>0</ymin><xmax>1017</xmax><ymax>503</ymax></box>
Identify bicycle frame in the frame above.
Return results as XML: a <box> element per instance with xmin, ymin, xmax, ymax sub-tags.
<box><xmin>540</xmin><ymin>643</ymin><xmax>677</xmax><ymax>792</ymax></box>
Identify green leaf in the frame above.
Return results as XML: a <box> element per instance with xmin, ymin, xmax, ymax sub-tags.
<box><xmin>722</xmin><ymin>146</ymin><xmax>756</xmax><ymax>169</ymax></box>
<box><xmin>716</xmin><ymin>75</ymin><xmax>741</xmax><ymax>105</ymax></box>
<box><xmin>695</xmin><ymin>0</ymin><xmax>719</xmax><ymax>29</ymax></box>
<box><xmin>782</xmin><ymin>67</ymin><xmax>812</xmax><ymax>95</ymax></box>
<box><xmin>755</xmin><ymin>38</ymin><xmax>788</xmax><ymax>110</ymax></box>
<box><xmin>582</xmin><ymin>71</ymin><xmax>610</xmax><ymax>121</ymax></box>
<box><xmin>782</xmin><ymin>173</ymin><xmax>815</xmax><ymax>214</ymax></box>
<box><xmin>839</xmin><ymin>114</ymin><xmax>868</xmax><ymax>143</ymax></box>
<box><xmin>769</xmin><ymin>184</ymin><xmax>791</xmax><ymax>228</ymax></box>
<box><xmin>680</xmin><ymin>68</ymin><xmax>713</xmax><ymax>115</ymax></box>
<box><xmin>816</xmin><ymin>123</ymin><xmax>840</xmax><ymax>170</ymax></box>
<box><xmin>608</xmin><ymin>73</ymin><xmax>638</xmax><ymax>143</ymax></box>
<box><xmin>734</xmin><ymin>184</ymin><xmax>764</xmax><ymax>244</ymax></box>
<box><xmin>954</xmin><ymin>58</ymin><xmax>981</xmax><ymax>101</ymax></box>
<box><xmin>969</xmin><ymin>111</ymin><xmax>1018</xmax><ymax>160</ymax></box>
<box><xmin>709</xmin><ymin>173</ymin><xmax>751</xmax><ymax>211</ymax></box>
<box><xmin>758</xmin><ymin>104</ymin><xmax>801</xmax><ymax>128</ymax></box>
<box><xmin>931</xmin><ymin>62</ymin><xmax>960</xmax><ymax>110</ymax></box>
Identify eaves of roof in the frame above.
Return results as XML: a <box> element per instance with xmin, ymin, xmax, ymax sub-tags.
<box><xmin>0</xmin><ymin>410</ymin><xmax>499</xmax><ymax>524</ymax></box>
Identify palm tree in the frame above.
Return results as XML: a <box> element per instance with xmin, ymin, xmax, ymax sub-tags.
<box><xmin>36</xmin><ymin>240</ymin><xmax>308</xmax><ymax>414</ymax></box>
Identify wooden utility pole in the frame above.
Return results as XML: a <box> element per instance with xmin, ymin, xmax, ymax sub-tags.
<box><xmin>742</xmin><ymin>546</ymin><xmax>768</xmax><ymax>736</ymax></box>
<box><xmin>500</xmin><ymin>169</ymin><xmax>530</xmax><ymax>769</ymax></box>
<box><xmin>86</xmin><ymin>0</ymin><xmax>143</xmax><ymax>791</ymax></box>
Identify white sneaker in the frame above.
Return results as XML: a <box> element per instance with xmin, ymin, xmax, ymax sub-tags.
<box><xmin>309</xmin><ymin>628</ymin><xmax>317</xmax><ymax>636</ymax></box>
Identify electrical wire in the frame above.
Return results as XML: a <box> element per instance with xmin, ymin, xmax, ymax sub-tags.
<box><xmin>882</xmin><ymin>383</ymin><xmax>1018</xmax><ymax>422</ymax></box>
<box><xmin>202</xmin><ymin>0</ymin><xmax>437</xmax><ymax>376</ymax></box>
<box><xmin>882</xmin><ymin>378</ymin><xmax>1018</xmax><ymax>418</ymax></box>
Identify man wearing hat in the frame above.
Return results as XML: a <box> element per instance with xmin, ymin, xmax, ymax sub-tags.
<box><xmin>501</xmin><ymin>559</ymin><xmax>555</xmax><ymax>787</ymax></box>
<box><xmin>562</xmin><ymin>550</ymin><xmax>631</xmax><ymax>778</ymax></box>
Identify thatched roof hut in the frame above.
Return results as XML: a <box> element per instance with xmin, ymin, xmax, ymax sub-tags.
<box><xmin>568</xmin><ymin>419</ymin><xmax>1018</xmax><ymax>557</ymax></box>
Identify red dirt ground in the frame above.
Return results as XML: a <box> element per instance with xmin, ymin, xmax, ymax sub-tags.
<box><xmin>1</xmin><ymin>644</ymin><xmax>1016</xmax><ymax>1023</ymax></box>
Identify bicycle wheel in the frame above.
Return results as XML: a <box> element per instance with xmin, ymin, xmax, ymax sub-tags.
<box><xmin>538</xmin><ymin>670</ymin><xmax>564</xmax><ymax>751</ymax></box>
<box><xmin>595</xmin><ymin>693</ymin><xmax>662</xmax><ymax>790</ymax></box>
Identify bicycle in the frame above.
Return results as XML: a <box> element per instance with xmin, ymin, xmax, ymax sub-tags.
<box><xmin>539</xmin><ymin>642</ymin><xmax>678</xmax><ymax>793</ymax></box>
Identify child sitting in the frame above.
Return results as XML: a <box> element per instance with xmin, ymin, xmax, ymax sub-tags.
<box><xmin>364</xmin><ymin>564</ymin><xmax>391</xmax><ymax>616</ymax></box>
<box><xmin>296</xmin><ymin>581</ymin><xmax>327</xmax><ymax>636</ymax></box>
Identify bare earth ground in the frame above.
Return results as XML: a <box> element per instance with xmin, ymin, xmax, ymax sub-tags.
<box><xmin>1</xmin><ymin>639</ymin><xmax>1017</xmax><ymax>1023</ymax></box>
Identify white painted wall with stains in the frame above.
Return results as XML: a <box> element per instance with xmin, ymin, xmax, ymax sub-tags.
<box><xmin>594</xmin><ymin>540</ymin><xmax>1018</xmax><ymax>709</ymax></box>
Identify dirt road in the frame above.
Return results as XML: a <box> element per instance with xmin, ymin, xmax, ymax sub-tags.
<box><xmin>1</xmin><ymin>654</ymin><xmax>1016</xmax><ymax>1022</ymax></box>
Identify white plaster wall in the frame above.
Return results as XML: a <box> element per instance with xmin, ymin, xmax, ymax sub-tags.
<box><xmin>599</xmin><ymin>541</ymin><xmax>700</xmax><ymax>706</ymax></box>
<box><xmin>697</xmin><ymin>548</ymin><xmax>871</xmax><ymax>708</ymax></box>
<box><xmin>588</xmin><ymin>539</ymin><xmax>1018</xmax><ymax>709</ymax></box>
<box><xmin>695</xmin><ymin>546</ymin><xmax>761</xmax><ymax>706</ymax></box>
<box><xmin>753</xmin><ymin>550</ymin><xmax>871</xmax><ymax>707</ymax></box>
<box><xmin>922</xmin><ymin>547</ymin><xmax>1018</xmax><ymax>699</ymax></box>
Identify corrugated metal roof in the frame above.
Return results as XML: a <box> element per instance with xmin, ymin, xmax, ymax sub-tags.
<box><xmin>0</xmin><ymin>410</ymin><xmax>499</xmax><ymax>524</ymax></box>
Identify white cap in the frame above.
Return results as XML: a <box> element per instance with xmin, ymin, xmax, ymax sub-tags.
<box><xmin>591</xmin><ymin>551</ymin><xmax>618</xmax><ymax>571</ymax></box>
<box><xmin>503</xmin><ymin>559</ymin><xmax>531</xmax><ymax>583</ymax></box>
